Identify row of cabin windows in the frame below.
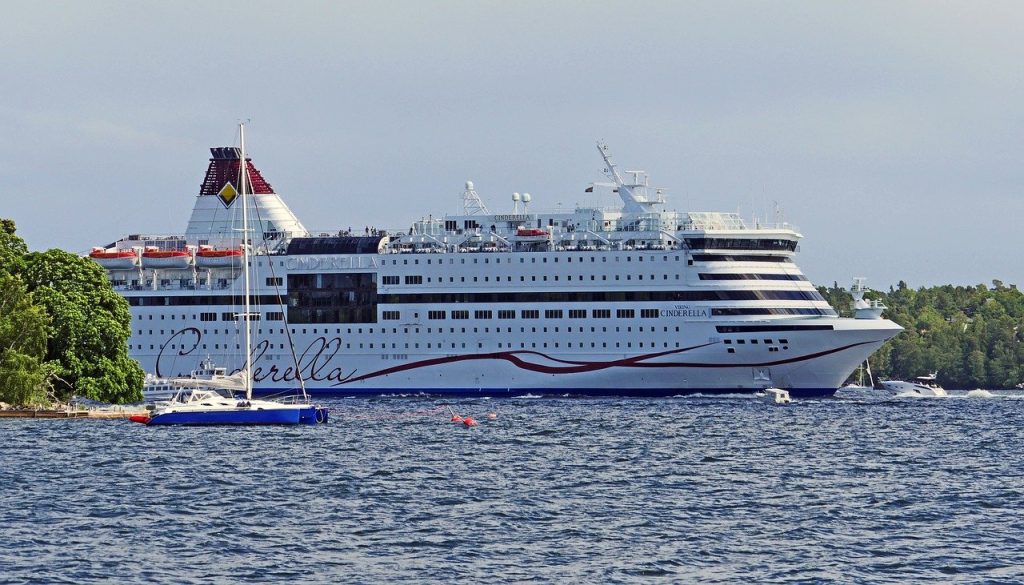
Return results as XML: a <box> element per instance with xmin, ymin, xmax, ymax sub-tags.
<box><xmin>723</xmin><ymin>337</ymin><xmax>790</xmax><ymax>345</ymax></box>
<box><xmin>383</xmin><ymin>273</ymin><xmax>683</xmax><ymax>284</ymax></box>
<box><xmin>411</xmin><ymin>308</ymin><xmax>663</xmax><ymax>320</ymax></box>
<box><xmin>136</xmin><ymin>339</ymin><xmax>689</xmax><ymax>352</ymax></box>
<box><xmin>150</xmin><ymin>312</ymin><xmax>285</xmax><ymax>322</ymax></box>
<box><xmin>388</xmin><ymin>255</ymin><xmax>685</xmax><ymax>266</ymax></box>
<box><xmin>136</xmin><ymin>324</ymin><xmax>685</xmax><ymax>339</ymax></box>
<box><xmin>722</xmin><ymin>337</ymin><xmax>791</xmax><ymax>354</ymax></box>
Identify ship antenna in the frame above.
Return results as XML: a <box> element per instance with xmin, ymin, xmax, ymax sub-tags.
<box><xmin>462</xmin><ymin>180</ymin><xmax>489</xmax><ymax>215</ymax></box>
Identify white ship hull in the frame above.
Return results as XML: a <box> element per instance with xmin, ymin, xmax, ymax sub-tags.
<box><xmin>132</xmin><ymin>317</ymin><xmax>900</xmax><ymax>398</ymax></box>
<box><xmin>101</xmin><ymin>140</ymin><xmax>904</xmax><ymax>398</ymax></box>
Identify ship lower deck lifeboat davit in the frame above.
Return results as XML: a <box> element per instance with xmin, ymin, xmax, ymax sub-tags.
<box><xmin>516</xmin><ymin>227</ymin><xmax>548</xmax><ymax>239</ymax></box>
<box><xmin>195</xmin><ymin>245</ymin><xmax>243</xmax><ymax>269</ymax></box>
<box><xmin>89</xmin><ymin>248</ymin><xmax>140</xmax><ymax>270</ymax></box>
<box><xmin>141</xmin><ymin>247</ymin><xmax>193</xmax><ymax>269</ymax></box>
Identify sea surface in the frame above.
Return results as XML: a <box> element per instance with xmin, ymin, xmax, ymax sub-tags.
<box><xmin>2</xmin><ymin>391</ymin><xmax>1023</xmax><ymax>584</ymax></box>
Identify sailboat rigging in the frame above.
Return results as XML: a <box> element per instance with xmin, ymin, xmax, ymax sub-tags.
<box><xmin>134</xmin><ymin>124</ymin><xmax>328</xmax><ymax>425</ymax></box>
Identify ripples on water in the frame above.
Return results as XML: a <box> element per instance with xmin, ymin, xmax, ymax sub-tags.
<box><xmin>2</xmin><ymin>392</ymin><xmax>1024</xmax><ymax>584</ymax></box>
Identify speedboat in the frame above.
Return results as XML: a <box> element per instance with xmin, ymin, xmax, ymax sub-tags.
<box><xmin>881</xmin><ymin>373</ymin><xmax>947</xmax><ymax>397</ymax></box>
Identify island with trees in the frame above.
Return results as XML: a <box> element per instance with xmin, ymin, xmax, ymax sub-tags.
<box><xmin>820</xmin><ymin>280</ymin><xmax>1024</xmax><ymax>389</ymax></box>
<box><xmin>0</xmin><ymin>219</ymin><xmax>143</xmax><ymax>406</ymax></box>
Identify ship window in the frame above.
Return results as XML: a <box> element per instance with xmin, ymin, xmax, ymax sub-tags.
<box><xmin>266</xmin><ymin>277</ymin><xmax>283</xmax><ymax>286</ymax></box>
<box><xmin>724</xmin><ymin>339</ymin><xmax>732</xmax><ymax>344</ymax></box>
<box><xmin>727</xmin><ymin>348</ymin><xmax>736</xmax><ymax>353</ymax></box>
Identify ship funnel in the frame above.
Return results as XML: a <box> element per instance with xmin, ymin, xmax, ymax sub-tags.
<box><xmin>184</xmin><ymin>146</ymin><xmax>307</xmax><ymax>247</ymax></box>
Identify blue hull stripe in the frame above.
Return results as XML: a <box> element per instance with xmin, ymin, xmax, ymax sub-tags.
<box><xmin>250</xmin><ymin>387</ymin><xmax>839</xmax><ymax>399</ymax></box>
<box><xmin>148</xmin><ymin>406</ymin><xmax>326</xmax><ymax>426</ymax></box>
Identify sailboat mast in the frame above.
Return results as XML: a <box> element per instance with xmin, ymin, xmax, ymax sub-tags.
<box><xmin>240</xmin><ymin>123</ymin><xmax>253</xmax><ymax>401</ymax></box>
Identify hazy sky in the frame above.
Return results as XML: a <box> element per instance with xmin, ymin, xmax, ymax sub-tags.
<box><xmin>2</xmin><ymin>1</ymin><xmax>1022</xmax><ymax>290</ymax></box>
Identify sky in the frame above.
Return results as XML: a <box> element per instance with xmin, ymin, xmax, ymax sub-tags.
<box><xmin>2</xmin><ymin>1</ymin><xmax>1022</xmax><ymax>290</ymax></box>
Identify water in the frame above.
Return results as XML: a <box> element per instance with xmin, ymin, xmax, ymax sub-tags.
<box><xmin>2</xmin><ymin>392</ymin><xmax>1023</xmax><ymax>584</ymax></box>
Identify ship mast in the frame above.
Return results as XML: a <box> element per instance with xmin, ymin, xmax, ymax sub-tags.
<box><xmin>596</xmin><ymin>141</ymin><xmax>665</xmax><ymax>214</ymax></box>
<box><xmin>240</xmin><ymin>124</ymin><xmax>253</xmax><ymax>401</ymax></box>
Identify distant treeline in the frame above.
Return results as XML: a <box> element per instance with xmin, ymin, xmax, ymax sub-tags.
<box><xmin>819</xmin><ymin>281</ymin><xmax>1024</xmax><ymax>389</ymax></box>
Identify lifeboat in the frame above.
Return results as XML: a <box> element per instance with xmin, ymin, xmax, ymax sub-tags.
<box><xmin>141</xmin><ymin>247</ymin><xmax>193</xmax><ymax>269</ymax></box>
<box><xmin>516</xmin><ymin>228</ymin><xmax>548</xmax><ymax>238</ymax></box>
<box><xmin>195</xmin><ymin>246</ymin><xmax>243</xmax><ymax>268</ymax></box>
<box><xmin>89</xmin><ymin>247</ymin><xmax>139</xmax><ymax>270</ymax></box>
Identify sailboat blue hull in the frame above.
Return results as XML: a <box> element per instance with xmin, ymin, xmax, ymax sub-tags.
<box><xmin>144</xmin><ymin>402</ymin><xmax>328</xmax><ymax>426</ymax></box>
<box><xmin>147</xmin><ymin>409</ymin><xmax>300</xmax><ymax>425</ymax></box>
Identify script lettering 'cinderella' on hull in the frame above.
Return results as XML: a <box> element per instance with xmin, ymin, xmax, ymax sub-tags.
<box><xmin>89</xmin><ymin>141</ymin><xmax>901</xmax><ymax>398</ymax></box>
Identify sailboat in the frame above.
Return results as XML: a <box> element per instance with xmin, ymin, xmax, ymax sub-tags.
<box><xmin>133</xmin><ymin>124</ymin><xmax>328</xmax><ymax>426</ymax></box>
<box><xmin>842</xmin><ymin>361</ymin><xmax>875</xmax><ymax>391</ymax></box>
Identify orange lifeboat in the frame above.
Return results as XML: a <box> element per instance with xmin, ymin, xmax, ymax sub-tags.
<box><xmin>89</xmin><ymin>247</ymin><xmax>139</xmax><ymax>270</ymax></box>
<box><xmin>141</xmin><ymin>247</ymin><xmax>193</xmax><ymax>269</ymax></box>
<box><xmin>195</xmin><ymin>246</ymin><xmax>243</xmax><ymax>268</ymax></box>
<box><xmin>516</xmin><ymin>228</ymin><xmax>548</xmax><ymax>238</ymax></box>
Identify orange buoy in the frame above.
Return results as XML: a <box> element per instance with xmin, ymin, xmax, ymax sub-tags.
<box><xmin>129</xmin><ymin>414</ymin><xmax>151</xmax><ymax>425</ymax></box>
<box><xmin>462</xmin><ymin>417</ymin><xmax>478</xmax><ymax>427</ymax></box>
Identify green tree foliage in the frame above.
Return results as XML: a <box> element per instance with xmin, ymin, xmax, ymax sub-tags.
<box><xmin>822</xmin><ymin>280</ymin><xmax>1024</xmax><ymax>389</ymax></box>
<box><xmin>0</xmin><ymin>271</ymin><xmax>49</xmax><ymax>405</ymax></box>
<box><xmin>22</xmin><ymin>249</ymin><xmax>144</xmax><ymax>403</ymax></box>
<box><xmin>1</xmin><ymin>220</ymin><xmax>50</xmax><ymax>404</ymax></box>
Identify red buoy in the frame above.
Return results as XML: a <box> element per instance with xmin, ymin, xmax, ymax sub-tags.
<box><xmin>462</xmin><ymin>417</ymin><xmax>478</xmax><ymax>427</ymax></box>
<box><xmin>451</xmin><ymin>414</ymin><xmax>464</xmax><ymax>423</ymax></box>
<box><xmin>129</xmin><ymin>414</ymin><xmax>151</xmax><ymax>425</ymax></box>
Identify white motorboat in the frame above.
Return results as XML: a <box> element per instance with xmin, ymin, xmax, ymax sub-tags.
<box><xmin>762</xmin><ymin>387</ymin><xmax>792</xmax><ymax>405</ymax></box>
<box><xmin>881</xmin><ymin>373</ymin><xmax>947</xmax><ymax>397</ymax></box>
<box><xmin>141</xmin><ymin>356</ymin><xmax>246</xmax><ymax>402</ymax></box>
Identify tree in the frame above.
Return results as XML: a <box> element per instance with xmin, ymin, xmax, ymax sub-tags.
<box><xmin>22</xmin><ymin>249</ymin><xmax>144</xmax><ymax>403</ymax></box>
<box><xmin>0</xmin><ymin>271</ymin><xmax>49</xmax><ymax>405</ymax></box>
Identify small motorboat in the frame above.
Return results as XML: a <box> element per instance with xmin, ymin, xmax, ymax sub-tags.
<box><xmin>141</xmin><ymin>357</ymin><xmax>245</xmax><ymax>403</ymax></box>
<box><xmin>881</xmin><ymin>373</ymin><xmax>947</xmax><ymax>397</ymax></box>
<box><xmin>89</xmin><ymin>247</ymin><xmax>139</xmax><ymax>270</ymax></box>
<box><xmin>762</xmin><ymin>387</ymin><xmax>792</xmax><ymax>405</ymax></box>
<box><xmin>141</xmin><ymin>247</ymin><xmax>193</xmax><ymax>269</ymax></box>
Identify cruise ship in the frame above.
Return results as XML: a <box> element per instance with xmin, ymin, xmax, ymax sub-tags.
<box><xmin>90</xmin><ymin>141</ymin><xmax>902</xmax><ymax>398</ymax></box>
